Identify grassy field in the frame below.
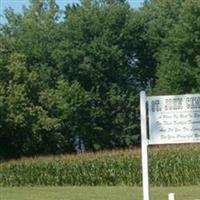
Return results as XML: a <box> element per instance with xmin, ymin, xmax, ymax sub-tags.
<box><xmin>0</xmin><ymin>186</ymin><xmax>200</xmax><ymax>200</ymax></box>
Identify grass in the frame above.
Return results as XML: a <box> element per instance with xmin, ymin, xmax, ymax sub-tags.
<box><xmin>0</xmin><ymin>186</ymin><xmax>200</xmax><ymax>200</ymax></box>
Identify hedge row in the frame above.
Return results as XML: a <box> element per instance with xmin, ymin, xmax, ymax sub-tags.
<box><xmin>1</xmin><ymin>145</ymin><xmax>200</xmax><ymax>186</ymax></box>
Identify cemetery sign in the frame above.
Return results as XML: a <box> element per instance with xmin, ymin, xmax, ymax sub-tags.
<box><xmin>140</xmin><ymin>92</ymin><xmax>200</xmax><ymax>200</ymax></box>
<box><xmin>147</xmin><ymin>94</ymin><xmax>200</xmax><ymax>144</ymax></box>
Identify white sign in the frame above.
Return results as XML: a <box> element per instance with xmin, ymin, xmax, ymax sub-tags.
<box><xmin>140</xmin><ymin>92</ymin><xmax>200</xmax><ymax>200</ymax></box>
<box><xmin>147</xmin><ymin>94</ymin><xmax>200</xmax><ymax>144</ymax></box>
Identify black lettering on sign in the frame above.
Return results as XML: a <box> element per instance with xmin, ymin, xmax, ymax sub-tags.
<box><xmin>186</xmin><ymin>97</ymin><xmax>200</xmax><ymax>109</ymax></box>
<box><xmin>165</xmin><ymin>98</ymin><xmax>183</xmax><ymax>111</ymax></box>
<box><xmin>151</xmin><ymin>100</ymin><xmax>161</xmax><ymax>112</ymax></box>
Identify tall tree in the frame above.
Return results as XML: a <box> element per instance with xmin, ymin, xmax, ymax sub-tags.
<box><xmin>0</xmin><ymin>0</ymin><xmax>63</xmax><ymax>158</ymax></box>
<box><xmin>154</xmin><ymin>0</ymin><xmax>200</xmax><ymax>94</ymax></box>
<box><xmin>55</xmin><ymin>0</ymin><xmax>144</xmax><ymax>149</ymax></box>
<box><xmin>2</xmin><ymin>0</ymin><xmax>62</xmax><ymax>87</ymax></box>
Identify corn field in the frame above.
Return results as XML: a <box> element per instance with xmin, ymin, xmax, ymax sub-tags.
<box><xmin>0</xmin><ymin>144</ymin><xmax>200</xmax><ymax>186</ymax></box>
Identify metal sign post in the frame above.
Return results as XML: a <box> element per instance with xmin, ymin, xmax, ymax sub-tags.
<box><xmin>140</xmin><ymin>91</ymin><xmax>150</xmax><ymax>200</ymax></box>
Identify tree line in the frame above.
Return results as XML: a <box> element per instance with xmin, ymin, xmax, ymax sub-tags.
<box><xmin>0</xmin><ymin>0</ymin><xmax>199</xmax><ymax>158</ymax></box>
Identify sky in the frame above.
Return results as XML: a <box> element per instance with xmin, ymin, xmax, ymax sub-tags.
<box><xmin>0</xmin><ymin>0</ymin><xmax>145</xmax><ymax>24</ymax></box>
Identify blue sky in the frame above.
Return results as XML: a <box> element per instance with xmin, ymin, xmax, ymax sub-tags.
<box><xmin>0</xmin><ymin>0</ymin><xmax>144</xmax><ymax>24</ymax></box>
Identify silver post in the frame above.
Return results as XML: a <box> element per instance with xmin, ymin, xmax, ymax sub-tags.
<box><xmin>140</xmin><ymin>91</ymin><xmax>150</xmax><ymax>200</ymax></box>
<box><xmin>168</xmin><ymin>193</ymin><xmax>175</xmax><ymax>200</ymax></box>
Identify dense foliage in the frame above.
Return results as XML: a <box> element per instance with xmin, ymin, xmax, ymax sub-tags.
<box><xmin>1</xmin><ymin>145</ymin><xmax>200</xmax><ymax>186</ymax></box>
<box><xmin>0</xmin><ymin>0</ymin><xmax>200</xmax><ymax>158</ymax></box>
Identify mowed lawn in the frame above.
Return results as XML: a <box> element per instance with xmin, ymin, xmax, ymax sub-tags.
<box><xmin>0</xmin><ymin>186</ymin><xmax>200</xmax><ymax>200</ymax></box>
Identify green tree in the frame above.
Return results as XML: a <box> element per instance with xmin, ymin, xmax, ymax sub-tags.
<box><xmin>0</xmin><ymin>53</ymin><xmax>60</xmax><ymax>158</ymax></box>
<box><xmin>0</xmin><ymin>0</ymin><xmax>63</xmax><ymax>158</ymax></box>
<box><xmin>39</xmin><ymin>80</ymin><xmax>94</xmax><ymax>152</ymax></box>
<box><xmin>56</xmin><ymin>0</ymin><xmax>143</xmax><ymax>149</ymax></box>
<box><xmin>135</xmin><ymin>0</ymin><xmax>187</xmax><ymax>90</ymax></box>
<box><xmin>154</xmin><ymin>0</ymin><xmax>200</xmax><ymax>94</ymax></box>
<box><xmin>1</xmin><ymin>0</ymin><xmax>187</xmax><ymax>158</ymax></box>
<box><xmin>2</xmin><ymin>0</ymin><xmax>62</xmax><ymax>87</ymax></box>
